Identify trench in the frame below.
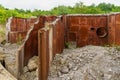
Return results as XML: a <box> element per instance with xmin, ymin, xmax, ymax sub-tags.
<box><xmin>2</xmin><ymin>12</ymin><xmax>120</xmax><ymax>80</ymax></box>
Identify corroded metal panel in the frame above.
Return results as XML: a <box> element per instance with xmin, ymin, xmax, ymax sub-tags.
<box><xmin>45</xmin><ymin>16</ymin><xmax>57</xmax><ymax>22</ymax></box>
<box><xmin>108</xmin><ymin>15</ymin><xmax>116</xmax><ymax>44</ymax></box>
<box><xmin>116</xmin><ymin>14</ymin><xmax>120</xmax><ymax>24</ymax></box>
<box><xmin>26</xmin><ymin>18</ymin><xmax>37</xmax><ymax>30</ymax></box>
<box><xmin>8</xmin><ymin>31</ymin><xmax>27</xmax><ymax>43</ymax></box>
<box><xmin>52</xmin><ymin>19</ymin><xmax>65</xmax><ymax>55</ymax></box>
<box><xmin>23</xmin><ymin>16</ymin><xmax>59</xmax><ymax>66</ymax></box>
<box><xmin>38</xmin><ymin>18</ymin><xmax>65</xmax><ymax>80</ymax></box>
<box><xmin>8</xmin><ymin>17</ymin><xmax>37</xmax><ymax>43</ymax></box>
<box><xmin>115</xmin><ymin>14</ymin><xmax>120</xmax><ymax>45</ymax></box>
<box><xmin>115</xmin><ymin>24</ymin><xmax>120</xmax><ymax>44</ymax></box>
<box><xmin>67</xmin><ymin>16</ymin><xmax>80</xmax><ymax>42</ymax></box>
<box><xmin>67</xmin><ymin>16</ymin><xmax>108</xmax><ymax>47</ymax></box>
<box><xmin>94</xmin><ymin>16</ymin><xmax>108</xmax><ymax>45</ymax></box>
<box><xmin>38</xmin><ymin>30</ymin><xmax>49</xmax><ymax>80</ymax></box>
<box><xmin>10</xmin><ymin>17</ymin><xmax>17</xmax><ymax>31</ymax></box>
<box><xmin>16</xmin><ymin>18</ymin><xmax>27</xmax><ymax>31</ymax></box>
<box><xmin>24</xmin><ymin>17</ymin><xmax>45</xmax><ymax>65</ymax></box>
<box><xmin>77</xmin><ymin>25</ymin><xmax>90</xmax><ymax>47</ymax></box>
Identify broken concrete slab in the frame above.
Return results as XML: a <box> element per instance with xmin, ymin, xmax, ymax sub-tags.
<box><xmin>0</xmin><ymin>62</ymin><xmax>17</xmax><ymax>80</ymax></box>
<box><xmin>27</xmin><ymin>56</ymin><xmax>39</xmax><ymax>71</ymax></box>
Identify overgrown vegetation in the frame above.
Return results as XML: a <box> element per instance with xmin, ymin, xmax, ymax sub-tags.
<box><xmin>0</xmin><ymin>2</ymin><xmax>120</xmax><ymax>24</ymax></box>
<box><xmin>0</xmin><ymin>26</ymin><xmax>5</xmax><ymax>42</ymax></box>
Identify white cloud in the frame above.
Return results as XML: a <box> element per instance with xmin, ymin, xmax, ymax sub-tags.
<box><xmin>0</xmin><ymin>0</ymin><xmax>120</xmax><ymax>10</ymax></box>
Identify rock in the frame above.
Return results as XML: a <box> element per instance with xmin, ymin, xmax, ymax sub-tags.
<box><xmin>4</xmin><ymin>43</ymin><xmax>11</xmax><ymax>47</ymax></box>
<box><xmin>48</xmin><ymin>45</ymin><xmax>120</xmax><ymax>80</ymax></box>
<box><xmin>60</xmin><ymin>66</ymin><xmax>69</xmax><ymax>74</ymax></box>
<box><xmin>0</xmin><ymin>62</ymin><xmax>17</xmax><ymax>80</ymax></box>
<box><xmin>20</xmin><ymin>71</ymin><xmax>36</xmax><ymax>80</ymax></box>
<box><xmin>34</xmin><ymin>77</ymin><xmax>38</xmax><ymax>80</ymax></box>
<box><xmin>4</xmin><ymin>54</ymin><xmax>17</xmax><ymax>77</ymax></box>
<box><xmin>36</xmin><ymin>68</ymin><xmax>38</xmax><ymax>77</ymax></box>
<box><xmin>27</xmin><ymin>56</ymin><xmax>39</xmax><ymax>71</ymax></box>
<box><xmin>23</xmin><ymin>66</ymin><xmax>29</xmax><ymax>73</ymax></box>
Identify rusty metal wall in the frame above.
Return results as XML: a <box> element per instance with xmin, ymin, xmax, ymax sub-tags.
<box><xmin>38</xmin><ymin>30</ymin><xmax>49</xmax><ymax>80</ymax></box>
<box><xmin>16</xmin><ymin>17</ymin><xmax>45</xmax><ymax>76</ymax></box>
<box><xmin>23</xmin><ymin>16</ymin><xmax>45</xmax><ymax>65</ymax></box>
<box><xmin>108</xmin><ymin>13</ymin><xmax>120</xmax><ymax>45</ymax></box>
<box><xmin>23</xmin><ymin>16</ymin><xmax>57</xmax><ymax>65</ymax></box>
<box><xmin>7</xmin><ymin>17</ymin><xmax>37</xmax><ymax>43</ymax></box>
<box><xmin>66</xmin><ymin>15</ymin><xmax>108</xmax><ymax>47</ymax></box>
<box><xmin>108</xmin><ymin>14</ymin><xmax>115</xmax><ymax>44</ymax></box>
<box><xmin>52</xmin><ymin>19</ymin><xmax>65</xmax><ymax>55</ymax></box>
<box><xmin>115</xmin><ymin>14</ymin><xmax>120</xmax><ymax>44</ymax></box>
<box><xmin>38</xmin><ymin>17</ymin><xmax>65</xmax><ymax>80</ymax></box>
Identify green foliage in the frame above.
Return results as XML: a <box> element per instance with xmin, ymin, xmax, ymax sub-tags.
<box><xmin>0</xmin><ymin>2</ymin><xmax>120</xmax><ymax>24</ymax></box>
<box><xmin>0</xmin><ymin>26</ymin><xmax>5</xmax><ymax>38</ymax></box>
<box><xmin>51</xmin><ymin>5</ymin><xmax>71</xmax><ymax>15</ymax></box>
<box><xmin>97</xmin><ymin>3</ymin><xmax>115</xmax><ymax>13</ymax></box>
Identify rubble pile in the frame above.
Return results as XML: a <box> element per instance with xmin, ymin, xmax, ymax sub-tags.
<box><xmin>48</xmin><ymin>45</ymin><xmax>120</xmax><ymax>80</ymax></box>
<box><xmin>20</xmin><ymin>56</ymin><xmax>39</xmax><ymax>80</ymax></box>
<box><xmin>0</xmin><ymin>44</ymin><xmax>120</xmax><ymax>80</ymax></box>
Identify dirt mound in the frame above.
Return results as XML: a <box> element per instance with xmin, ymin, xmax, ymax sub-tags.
<box><xmin>48</xmin><ymin>45</ymin><xmax>120</xmax><ymax>80</ymax></box>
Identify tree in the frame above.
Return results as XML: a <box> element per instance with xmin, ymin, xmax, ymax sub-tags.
<box><xmin>97</xmin><ymin>3</ymin><xmax>115</xmax><ymax>13</ymax></box>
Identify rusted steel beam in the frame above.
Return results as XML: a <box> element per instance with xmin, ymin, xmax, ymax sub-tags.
<box><xmin>37</xmin><ymin>18</ymin><xmax>65</xmax><ymax>80</ymax></box>
<box><xmin>16</xmin><ymin>45</ymin><xmax>24</xmax><ymax>78</ymax></box>
<box><xmin>38</xmin><ymin>30</ymin><xmax>49</xmax><ymax>80</ymax></box>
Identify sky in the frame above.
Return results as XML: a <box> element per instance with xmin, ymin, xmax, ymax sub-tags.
<box><xmin>0</xmin><ymin>0</ymin><xmax>120</xmax><ymax>10</ymax></box>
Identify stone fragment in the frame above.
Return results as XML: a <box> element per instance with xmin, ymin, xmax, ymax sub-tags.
<box><xmin>27</xmin><ymin>56</ymin><xmax>39</xmax><ymax>71</ymax></box>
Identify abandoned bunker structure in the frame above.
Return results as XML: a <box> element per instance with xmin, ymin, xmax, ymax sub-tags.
<box><xmin>5</xmin><ymin>12</ymin><xmax>120</xmax><ymax>80</ymax></box>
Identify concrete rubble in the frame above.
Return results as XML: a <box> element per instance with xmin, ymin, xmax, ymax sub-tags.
<box><xmin>0</xmin><ymin>43</ymin><xmax>19</xmax><ymax>78</ymax></box>
<box><xmin>20</xmin><ymin>56</ymin><xmax>38</xmax><ymax>80</ymax></box>
<box><xmin>48</xmin><ymin>45</ymin><xmax>120</xmax><ymax>80</ymax></box>
<box><xmin>0</xmin><ymin>62</ymin><xmax>17</xmax><ymax>80</ymax></box>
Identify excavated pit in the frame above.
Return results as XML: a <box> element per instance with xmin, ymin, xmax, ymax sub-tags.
<box><xmin>8</xmin><ymin>45</ymin><xmax>119</xmax><ymax>80</ymax></box>
<box><xmin>48</xmin><ymin>45</ymin><xmax>120</xmax><ymax>80</ymax></box>
<box><xmin>1</xmin><ymin>13</ymin><xmax>120</xmax><ymax>80</ymax></box>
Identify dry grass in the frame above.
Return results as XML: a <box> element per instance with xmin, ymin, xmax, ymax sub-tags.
<box><xmin>0</xmin><ymin>25</ymin><xmax>5</xmax><ymax>43</ymax></box>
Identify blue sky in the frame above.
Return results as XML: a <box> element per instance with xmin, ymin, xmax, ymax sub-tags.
<box><xmin>0</xmin><ymin>0</ymin><xmax>120</xmax><ymax>10</ymax></box>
